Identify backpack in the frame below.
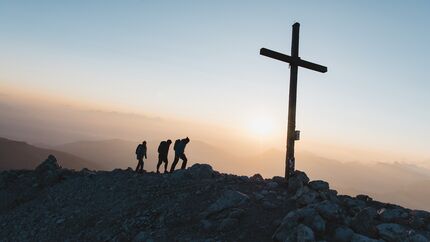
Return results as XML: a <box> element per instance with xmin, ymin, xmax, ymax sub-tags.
<box><xmin>135</xmin><ymin>144</ymin><xmax>143</xmax><ymax>155</ymax></box>
<box><xmin>158</xmin><ymin>141</ymin><xmax>166</xmax><ymax>153</ymax></box>
<box><xmin>173</xmin><ymin>139</ymin><xmax>180</xmax><ymax>151</ymax></box>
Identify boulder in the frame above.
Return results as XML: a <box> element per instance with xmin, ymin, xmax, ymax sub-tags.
<box><xmin>200</xmin><ymin>219</ymin><xmax>213</xmax><ymax>231</ymax></box>
<box><xmin>376</xmin><ymin>223</ymin><xmax>405</xmax><ymax>242</ymax></box>
<box><xmin>334</xmin><ymin>226</ymin><xmax>354</xmax><ymax>242</ymax></box>
<box><xmin>273</xmin><ymin>208</ymin><xmax>317</xmax><ymax>241</ymax></box>
<box><xmin>351</xmin><ymin>233</ymin><xmax>383</xmax><ymax>242</ymax></box>
<box><xmin>205</xmin><ymin>190</ymin><xmax>249</xmax><ymax>216</ymax></box>
<box><xmin>410</xmin><ymin>210</ymin><xmax>430</xmax><ymax>220</ymax></box>
<box><xmin>378</xmin><ymin>208</ymin><xmax>409</xmax><ymax>223</ymax></box>
<box><xmin>297</xmin><ymin>190</ymin><xmax>318</xmax><ymax>206</ymax></box>
<box><xmin>262</xmin><ymin>200</ymin><xmax>277</xmax><ymax>210</ymax></box>
<box><xmin>169</xmin><ymin>169</ymin><xmax>190</xmax><ymax>180</ymax></box>
<box><xmin>283</xmin><ymin>224</ymin><xmax>315</xmax><ymax>242</ymax></box>
<box><xmin>319</xmin><ymin>189</ymin><xmax>339</xmax><ymax>203</ymax></box>
<box><xmin>266</xmin><ymin>181</ymin><xmax>279</xmax><ymax>189</ymax></box>
<box><xmin>343</xmin><ymin>197</ymin><xmax>366</xmax><ymax>210</ymax></box>
<box><xmin>350</xmin><ymin>207</ymin><xmax>377</xmax><ymax>236</ymax></box>
<box><xmin>218</xmin><ymin>218</ymin><xmax>239</xmax><ymax>232</ymax></box>
<box><xmin>288</xmin><ymin>171</ymin><xmax>309</xmax><ymax>193</ymax></box>
<box><xmin>272</xmin><ymin>176</ymin><xmax>286</xmax><ymax>186</ymax></box>
<box><xmin>253</xmin><ymin>192</ymin><xmax>264</xmax><ymax>201</ymax></box>
<box><xmin>310</xmin><ymin>214</ymin><xmax>325</xmax><ymax>234</ymax></box>
<box><xmin>188</xmin><ymin>164</ymin><xmax>214</xmax><ymax>179</ymax></box>
<box><xmin>309</xmin><ymin>180</ymin><xmax>329</xmax><ymax>192</ymax></box>
<box><xmin>409</xmin><ymin>214</ymin><xmax>426</xmax><ymax>229</ymax></box>
<box><xmin>35</xmin><ymin>155</ymin><xmax>61</xmax><ymax>173</ymax></box>
<box><xmin>405</xmin><ymin>234</ymin><xmax>428</xmax><ymax>242</ymax></box>
<box><xmin>35</xmin><ymin>155</ymin><xmax>62</xmax><ymax>186</ymax></box>
<box><xmin>315</xmin><ymin>200</ymin><xmax>343</xmax><ymax>221</ymax></box>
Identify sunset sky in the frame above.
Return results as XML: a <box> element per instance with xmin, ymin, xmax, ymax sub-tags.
<box><xmin>1</xmin><ymin>1</ymin><xmax>430</xmax><ymax>162</ymax></box>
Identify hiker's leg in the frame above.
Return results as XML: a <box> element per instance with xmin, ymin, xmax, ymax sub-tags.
<box><xmin>135</xmin><ymin>158</ymin><xmax>141</xmax><ymax>172</ymax></box>
<box><xmin>180</xmin><ymin>154</ymin><xmax>188</xmax><ymax>169</ymax></box>
<box><xmin>170</xmin><ymin>154</ymin><xmax>179</xmax><ymax>172</ymax></box>
<box><xmin>163</xmin><ymin>156</ymin><xmax>168</xmax><ymax>173</ymax></box>
<box><xmin>156</xmin><ymin>155</ymin><xmax>162</xmax><ymax>173</ymax></box>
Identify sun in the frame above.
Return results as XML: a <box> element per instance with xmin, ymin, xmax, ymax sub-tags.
<box><xmin>249</xmin><ymin>116</ymin><xmax>275</xmax><ymax>138</ymax></box>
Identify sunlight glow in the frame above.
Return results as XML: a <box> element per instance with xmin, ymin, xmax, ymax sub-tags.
<box><xmin>248</xmin><ymin>116</ymin><xmax>275</xmax><ymax>138</ymax></box>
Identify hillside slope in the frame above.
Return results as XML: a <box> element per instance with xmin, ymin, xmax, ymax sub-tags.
<box><xmin>0</xmin><ymin>137</ymin><xmax>100</xmax><ymax>170</ymax></box>
<box><xmin>0</xmin><ymin>156</ymin><xmax>429</xmax><ymax>241</ymax></box>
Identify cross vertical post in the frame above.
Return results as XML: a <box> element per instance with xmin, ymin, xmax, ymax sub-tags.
<box><xmin>286</xmin><ymin>23</ymin><xmax>300</xmax><ymax>180</ymax></box>
<box><xmin>260</xmin><ymin>22</ymin><xmax>327</xmax><ymax>180</ymax></box>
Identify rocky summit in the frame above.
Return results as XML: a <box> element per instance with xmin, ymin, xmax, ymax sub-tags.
<box><xmin>1</xmin><ymin>156</ymin><xmax>429</xmax><ymax>242</ymax></box>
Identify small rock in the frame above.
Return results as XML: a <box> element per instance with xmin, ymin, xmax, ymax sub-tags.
<box><xmin>406</xmin><ymin>234</ymin><xmax>428</xmax><ymax>242</ymax></box>
<box><xmin>356</xmin><ymin>194</ymin><xmax>373</xmax><ymax>202</ymax></box>
<box><xmin>253</xmin><ymin>192</ymin><xmax>264</xmax><ymax>200</ymax></box>
<box><xmin>228</xmin><ymin>208</ymin><xmax>245</xmax><ymax>219</ymax></box>
<box><xmin>272</xmin><ymin>219</ymin><xmax>282</xmax><ymax>227</ymax></box>
<box><xmin>239</xmin><ymin>176</ymin><xmax>249</xmax><ymax>182</ymax></box>
<box><xmin>218</xmin><ymin>218</ymin><xmax>239</xmax><ymax>232</ymax></box>
<box><xmin>261</xmin><ymin>189</ymin><xmax>269</xmax><ymax>195</ymax></box>
<box><xmin>56</xmin><ymin>218</ymin><xmax>65</xmax><ymax>224</ymax></box>
<box><xmin>200</xmin><ymin>219</ymin><xmax>213</xmax><ymax>231</ymax></box>
<box><xmin>266</xmin><ymin>181</ymin><xmax>279</xmax><ymax>189</ymax></box>
<box><xmin>132</xmin><ymin>231</ymin><xmax>154</xmax><ymax>242</ymax></box>
<box><xmin>262</xmin><ymin>200</ymin><xmax>277</xmax><ymax>210</ymax></box>
<box><xmin>250</xmin><ymin>173</ymin><xmax>264</xmax><ymax>182</ymax></box>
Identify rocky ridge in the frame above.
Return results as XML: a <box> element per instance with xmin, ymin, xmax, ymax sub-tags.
<box><xmin>0</xmin><ymin>155</ymin><xmax>429</xmax><ymax>241</ymax></box>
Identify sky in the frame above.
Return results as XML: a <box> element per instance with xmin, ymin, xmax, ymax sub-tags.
<box><xmin>1</xmin><ymin>1</ymin><xmax>430</xmax><ymax>162</ymax></box>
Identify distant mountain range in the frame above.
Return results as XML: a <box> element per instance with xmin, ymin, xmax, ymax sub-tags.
<box><xmin>0</xmin><ymin>137</ymin><xmax>100</xmax><ymax>170</ymax></box>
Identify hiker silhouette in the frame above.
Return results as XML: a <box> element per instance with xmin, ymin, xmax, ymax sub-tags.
<box><xmin>156</xmin><ymin>139</ymin><xmax>172</xmax><ymax>173</ymax></box>
<box><xmin>135</xmin><ymin>141</ymin><xmax>147</xmax><ymax>173</ymax></box>
<box><xmin>170</xmin><ymin>137</ymin><xmax>190</xmax><ymax>172</ymax></box>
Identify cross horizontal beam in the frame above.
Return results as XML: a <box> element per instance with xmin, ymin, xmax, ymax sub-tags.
<box><xmin>260</xmin><ymin>48</ymin><xmax>327</xmax><ymax>73</ymax></box>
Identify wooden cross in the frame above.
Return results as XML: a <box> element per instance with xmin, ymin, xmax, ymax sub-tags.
<box><xmin>260</xmin><ymin>22</ymin><xmax>327</xmax><ymax>180</ymax></box>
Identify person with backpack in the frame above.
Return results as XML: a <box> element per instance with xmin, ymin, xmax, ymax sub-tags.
<box><xmin>135</xmin><ymin>141</ymin><xmax>147</xmax><ymax>173</ymax></box>
<box><xmin>170</xmin><ymin>137</ymin><xmax>190</xmax><ymax>172</ymax></box>
<box><xmin>156</xmin><ymin>139</ymin><xmax>172</xmax><ymax>173</ymax></box>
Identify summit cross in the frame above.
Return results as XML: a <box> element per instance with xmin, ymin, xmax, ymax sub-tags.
<box><xmin>260</xmin><ymin>22</ymin><xmax>327</xmax><ymax>180</ymax></box>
